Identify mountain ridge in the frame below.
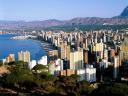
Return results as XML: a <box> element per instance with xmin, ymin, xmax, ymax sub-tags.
<box><xmin>0</xmin><ymin>6</ymin><xmax>128</xmax><ymax>30</ymax></box>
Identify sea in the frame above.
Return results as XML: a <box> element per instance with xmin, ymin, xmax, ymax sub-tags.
<box><xmin>0</xmin><ymin>34</ymin><xmax>47</xmax><ymax>61</ymax></box>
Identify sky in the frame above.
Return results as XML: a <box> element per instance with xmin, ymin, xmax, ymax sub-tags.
<box><xmin>0</xmin><ymin>0</ymin><xmax>128</xmax><ymax>21</ymax></box>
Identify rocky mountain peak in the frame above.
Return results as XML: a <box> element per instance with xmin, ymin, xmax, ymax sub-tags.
<box><xmin>120</xmin><ymin>6</ymin><xmax>128</xmax><ymax>17</ymax></box>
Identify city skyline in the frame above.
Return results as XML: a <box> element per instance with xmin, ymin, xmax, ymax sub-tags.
<box><xmin>0</xmin><ymin>0</ymin><xmax>128</xmax><ymax>21</ymax></box>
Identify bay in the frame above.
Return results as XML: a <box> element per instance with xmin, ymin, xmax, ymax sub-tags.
<box><xmin>0</xmin><ymin>34</ymin><xmax>46</xmax><ymax>61</ymax></box>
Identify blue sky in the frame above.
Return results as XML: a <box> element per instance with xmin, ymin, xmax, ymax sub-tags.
<box><xmin>0</xmin><ymin>0</ymin><xmax>128</xmax><ymax>21</ymax></box>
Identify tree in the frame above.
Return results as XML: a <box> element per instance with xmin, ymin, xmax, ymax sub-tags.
<box><xmin>6</xmin><ymin>68</ymin><xmax>34</xmax><ymax>89</ymax></box>
<box><xmin>8</xmin><ymin>61</ymin><xmax>28</xmax><ymax>72</ymax></box>
<box><xmin>70</xmin><ymin>74</ymin><xmax>80</xmax><ymax>81</ymax></box>
<box><xmin>58</xmin><ymin>75</ymin><xmax>79</xmax><ymax>95</ymax></box>
<box><xmin>103</xmin><ymin>65</ymin><xmax>113</xmax><ymax>80</ymax></box>
<box><xmin>0</xmin><ymin>60</ymin><xmax>3</xmax><ymax>66</ymax></box>
<box><xmin>91</xmin><ymin>83</ymin><xmax>128</xmax><ymax>96</ymax></box>
<box><xmin>32</xmin><ymin>64</ymin><xmax>48</xmax><ymax>74</ymax></box>
<box><xmin>78</xmin><ymin>80</ymin><xmax>94</xmax><ymax>95</ymax></box>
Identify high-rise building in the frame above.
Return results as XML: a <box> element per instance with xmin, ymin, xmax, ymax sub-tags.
<box><xmin>60</xmin><ymin>43</ymin><xmax>67</xmax><ymax>59</ymax></box>
<box><xmin>66</xmin><ymin>45</ymin><xmax>70</xmax><ymax>60</ymax></box>
<box><xmin>49</xmin><ymin>50</ymin><xmax>58</xmax><ymax>60</ymax></box>
<box><xmin>103</xmin><ymin>33</ymin><xmax>107</xmax><ymax>43</ymax></box>
<box><xmin>70</xmin><ymin>47</ymin><xmax>83</xmax><ymax>70</ymax></box>
<box><xmin>83</xmin><ymin>49</ymin><xmax>88</xmax><ymax>65</ymax></box>
<box><xmin>120</xmin><ymin>38</ymin><xmax>128</xmax><ymax>62</ymax></box>
<box><xmin>113</xmin><ymin>56</ymin><xmax>120</xmax><ymax>79</ymax></box>
<box><xmin>60</xmin><ymin>43</ymin><xmax>70</xmax><ymax>60</ymax></box>
<box><xmin>93</xmin><ymin>42</ymin><xmax>104</xmax><ymax>52</ymax></box>
<box><xmin>18</xmin><ymin>51</ymin><xmax>30</xmax><ymax>62</ymax></box>
<box><xmin>93</xmin><ymin>42</ymin><xmax>104</xmax><ymax>59</ymax></box>
<box><xmin>103</xmin><ymin>49</ymin><xmax>108</xmax><ymax>60</ymax></box>
<box><xmin>83</xmin><ymin>37</ymin><xmax>88</xmax><ymax>49</ymax></box>
<box><xmin>110</xmin><ymin>49</ymin><xmax>115</xmax><ymax>58</ymax></box>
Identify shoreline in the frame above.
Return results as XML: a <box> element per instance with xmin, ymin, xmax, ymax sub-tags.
<box><xmin>10</xmin><ymin>35</ymin><xmax>37</xmax><ymax>40</ymax></box>
<box><xmin>0</xmin><ymin>34</ymin><xmax>46</xmax><ymax>61</ymax></box>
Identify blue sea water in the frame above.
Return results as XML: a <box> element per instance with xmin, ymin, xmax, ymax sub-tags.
<box><xmin>0</xmin><ymin>34</ymin><xmax>46</xmax><ymax>61</ymax></box>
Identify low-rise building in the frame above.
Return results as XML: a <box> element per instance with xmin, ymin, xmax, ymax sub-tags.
<box><xmin>38</xmin><ymin>56</ymin><xmax>47</xmax><ymax>65</ymax></box>
<box><xmin>85</xmin><ymin>65</ymin><xmax>96</xmax><ymax>82</ymax></box>
<box><xmin>28</xmin><ymin>60</ymin><xmax>37</xmax><ymax>69</ymax></box>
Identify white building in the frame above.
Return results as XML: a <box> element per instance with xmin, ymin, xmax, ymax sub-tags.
<box><xmin>49</xmin><ymin>59</ymin><xmax>63</xmax><ymax>75</ymax></box>
<box><xmin>76</xmin><ymin>69</ymin><xmax>86</xmax><ymax>81</ymax></box>
<box><xmin>2</xmin><ymin>59</ymin><xmax>6</xmax><ymax>65</ymax></box>
<box><xmin>85</xmin><ymin>65</ymin><xmax>96</xmax><ymax>82</ymax></box>
<box><xmin>55</xmin><ymin>59</ymin><xmax>63</xmax><ymax>70</ymax></box>
<box><xmin>28</xmin><ymin>60</ymin><xmax>37</xmax><ymax>69</ymax></box>
<box><xmin>100</xmin><ymin>59</ymin><xmax>108</xmax><ymax>69</ymax></box>
<box><xmin>70</xmin><ymin>47</ymin><xmax>83</xmax><ymax>70</ymax></box>
<box><xmin>49</xmin><ymin>63</ymin><xmax>59</xmax><ymax>75</ymax></box>
<box><xmin>38</xmin><ymin>56</ymin><xmax>47</xmax><ymax>65</ymax></box>
<box><xmin>104</xmin><ymin>49</ymin><xmax>108</xmax><ymax>60</ymax></box>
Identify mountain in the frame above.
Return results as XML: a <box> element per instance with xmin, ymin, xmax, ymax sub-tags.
<box><xmin>67</xmin><ymin>6</ymin><xmax>128</xmax><ymax>25</ymax></box>
<box><xmin>1</xmin><ymin>6</ymin><xmax>128</xmax><ymax>30</ymax></box>
<box><xmin>0</xmin><ymin>19</ymin><xmax>64</xmax><ymax>30</ymax></box>
<box><xmin>120</xmin><ymin>6</ymin><xmax>128</xmax><ymax>17</ymax></box>
<box><xmin>66</xmin><ymin>17</ymin><xmax>128</xmax><ymax>25</ymax></box>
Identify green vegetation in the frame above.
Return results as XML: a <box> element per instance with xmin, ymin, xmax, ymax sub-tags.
<box><xmin>90</xmin><ymin>83</ymin><xmax>128</xmax><ymax>96</ymax></box>
<box><xmin>0</xmin><ymin>60</ymin><xmax>3</xmax><ymax>66</ymax></box>
<box><xmin>33</xmin><ymin>64</ymin><xmax>48</xmax><ymax>71</ymax></box>
<box><xmin>6</xmin><ymin>68</ymin><xmax>34</xmax><ymax>89</ymax></box>
<box><xmin>44</xmin><ymin>24</ymin><xmax>128</xmax><ymax>32</ymax></box>
<box><xmin>0</xmin><ymin>61</ymin><xmax>128</xmax><ymax>96</ymax></box>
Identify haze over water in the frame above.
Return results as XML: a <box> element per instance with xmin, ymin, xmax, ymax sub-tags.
<box><xmin>0</xmin><ymin>34</ymin><xmax>46</xmax><ymax>60</ymax></box>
